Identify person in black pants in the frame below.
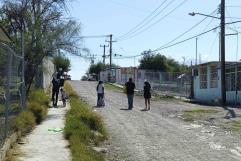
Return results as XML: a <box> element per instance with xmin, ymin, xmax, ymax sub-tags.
<box><xmin>52</xmin><ymin>71</ymin><xmax>61</xmax><ymax>107</ymax></box>
<box><xmin>125</xmin><ymin>78</ymin><xmax>135</xmax><ymax>110</ymax></box>
<box><xmin>144</xmin><ymin>80</ymin><xmax>151</xmax><ymax>110</ymax></box>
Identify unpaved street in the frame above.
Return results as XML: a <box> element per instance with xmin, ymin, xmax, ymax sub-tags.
<box><xmin>70</xmin><ymin>81</ymin><xmax>241</xmax><ymax>161</ymax></box>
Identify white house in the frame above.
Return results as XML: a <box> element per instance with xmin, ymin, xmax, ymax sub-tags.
<box><xmin>193</xmin><ymin>61</ymin><xmax>241</xmax><ymax>104</ymax></box>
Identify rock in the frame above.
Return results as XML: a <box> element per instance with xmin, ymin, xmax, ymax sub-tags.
<box><xmin>92</xmin><ymin>147</ymin><xmax>107</xmax><ymax>153</ymax></box>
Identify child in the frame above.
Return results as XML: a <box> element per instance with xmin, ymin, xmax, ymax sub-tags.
<box><xmin>60</xmin><ymin>88</ymin><xmax>67</xmax><ymax>107</ymax></box>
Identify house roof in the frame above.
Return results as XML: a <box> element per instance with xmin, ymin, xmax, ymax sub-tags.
<box><xmin>195</xmin><ymin>61</ymin><xmax>237</xmax><ymax>67</ymax></box>
<box><xmin>0</xmin><ymin>26</ymin><xmax>11</xmax><ymax>43</ymax></box>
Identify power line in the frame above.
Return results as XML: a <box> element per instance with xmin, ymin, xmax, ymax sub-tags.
<box><xmin>78</xmin><ymin>35</ymin><xmax>110</xmax><ymax>39</ymax></box>
<box><xmin>116</xmin><ymin>0</ymin><xmax>170</xmax><ymax>41</ymax></box>
<box><xmin>160</xmin><ymin>9</ymin><xmax>217</xmax><ymax>49</ymax></box>
<box><xmin>118</xmin><ymin>0</ymin><xmax>188</xmax><ymax>41</ymax></box>
<box><xmin>115</xmin><ymin>20</ymin><xmax>241</xmax><ymax>59</ymax></box>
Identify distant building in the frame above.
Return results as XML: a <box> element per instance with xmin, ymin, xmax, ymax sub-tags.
<box><xmin>193</xmin><ymin>61</ymin><xmax>241</xmax><ymax>104</ymax></box>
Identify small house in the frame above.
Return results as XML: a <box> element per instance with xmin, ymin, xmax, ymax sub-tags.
<box><xmin>194</xmin><ymin>61</ymin><xmax>241</xmax><ymax>104</ymax></box>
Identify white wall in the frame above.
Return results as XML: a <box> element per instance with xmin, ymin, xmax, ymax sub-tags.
<box><xmin>42</xmin><ymin>57</ymin><xmax>54</xmax><ymax>92</ymax></box>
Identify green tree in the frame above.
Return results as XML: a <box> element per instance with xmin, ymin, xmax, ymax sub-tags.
<box><xmin>53</xmin><ymin>55</ymin><xmax>71</xmax><ymax>72</ymax></box>
<box><xmin>88</xmin><ymin>62</ymin><xmax>106</xmax><ymax>75</ymax></box>
<box><xmin>139</xmin><ymin>50</ymin><xmax>188</xmax><ymax>72</ymax></box>
<box><xmin>0</xmin><ymin>0</ymin><xmax>82</xmax><ymax>94</ymax></box>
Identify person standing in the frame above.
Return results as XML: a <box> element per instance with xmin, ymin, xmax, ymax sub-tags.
<box><xmin>96</xmin><ymin>81</ymin><xmax>105</xmax><ymax>107</ymax></box>
<box><xmin>51</xmin><ymin>71</ymin><xmax>61</xmax><ymax>107</ymax></box>
<box><xmin>125</xmin><ymin>78</ymin><xmax>135</xmax><ymax>110</ymax></box>
<box><xmin>144</xmin><ymin>80</ymin><xmax>151</xmax><ymax>110</ymax></box>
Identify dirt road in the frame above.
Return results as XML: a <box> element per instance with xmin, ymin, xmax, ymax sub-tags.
<box><xmin>70</xmin><ymin>81</ymin><xmax>241</xmax><ymax>161</ymax></box>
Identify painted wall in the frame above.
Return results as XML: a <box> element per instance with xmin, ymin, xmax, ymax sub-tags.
<box><xmin>194</xmin><ymin>64</ymin><xmax>241</xmax><ymax>104</ymax></box>
<box><xmin>194</xmin><ymin>64</ymin><xmax>221</xmax><ymax>102</ymax></box>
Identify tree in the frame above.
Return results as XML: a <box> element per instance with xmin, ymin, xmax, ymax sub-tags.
<box><xmin>139</xmin><ymin>50</ymin><xmax>188</xmax><ymax>72</ymax></box>
<box><xmin>88</xmin><ymin>62</ymin><xmax>106</xmax><ymax>75</ymax></box>
<box><xmin>53</xmin><ymin>55</ymin><xmax>71</xmax><ymax>72</ymax></box>
<box><xmin>88</xmin><ymin>62</ymin><xmax>120</xmax><ymax>75</ymax></box>
<box><xmin>0</xmin><ymin>0</ymin><xmax>82</xmax><ymax>94</ymax></box>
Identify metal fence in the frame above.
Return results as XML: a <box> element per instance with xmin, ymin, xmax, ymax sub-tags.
<box><xmin>0</xmin><ymin>43</ymin><xmax>25</xmax><ymax>147</ymax></box>
<box><xmin>135</xmin><ymin>71</ymin><xmax>191</xmax><ymax>98</ymax></box>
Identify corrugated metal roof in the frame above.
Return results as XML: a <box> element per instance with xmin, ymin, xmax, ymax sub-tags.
<box><xmin>0</xmin><ymin>26</ymin><xmax>11</xmax><ymax>43</ymax></box>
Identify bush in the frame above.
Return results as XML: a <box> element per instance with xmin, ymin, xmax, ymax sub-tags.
<box><xmin>28</xmin><ymin>89</ymin><xmax>49</xmax><ymax>106</ymax></box>
<box><xmin>27</xmin><ymin>101</ymin><xmax>47</xmax><ymax>124</ymax></box>
<box><xmin>14</xmin><ymin>111</ymin><xmax>35</xmax><ymax>135</ymax></box>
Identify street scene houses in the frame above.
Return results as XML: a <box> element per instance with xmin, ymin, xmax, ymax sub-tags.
<box><xmin>194</xmin><ymin>61</ymin><xmax>241</xmax><ymax>105</ymax></box>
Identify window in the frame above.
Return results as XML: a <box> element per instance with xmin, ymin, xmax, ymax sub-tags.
<box><xmin>200</xmin><ymin>66</ymin><xmax>207</xmax><ymax>89</ymax></box>
<box><xmin>210</xmin><ymin>65</ymin><xmax>218</xmax><ymax>88</ymax></box>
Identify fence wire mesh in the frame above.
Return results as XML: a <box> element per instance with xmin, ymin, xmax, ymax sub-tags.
<box><xmin>0</xmin><ymin>44</ymin><xmax>25</xmax><ymax>147</ymax></box>
<box><xmin>136</xmin><ymin>71</ymin><xmax>191</xmax><ymax>98</ymax></box>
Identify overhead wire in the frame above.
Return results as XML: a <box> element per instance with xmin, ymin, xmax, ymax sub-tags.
<box><xmin>160</xmin><ymin>9</ymin><xmax>218</xmax><ymax>49</ymax></box>
<box><xmin>115</xmin><ymin>20</ymin><xmax>241</xmax><ymax>59</ymax></box>
<box><xmin>116</xmin><ymin>0</ymin><xmax>170</xmax><ymax>41</ymax></box>
<box><xmin>118</xmin><ymin>0</ymin><xmax>188</xmax><ymax>41</ymax></box>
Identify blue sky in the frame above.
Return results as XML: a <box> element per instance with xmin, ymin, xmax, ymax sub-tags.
<box><xmin>66</xmin><ymin>0</ymin><xmax>241</xmax><ymax>80</ymax></box>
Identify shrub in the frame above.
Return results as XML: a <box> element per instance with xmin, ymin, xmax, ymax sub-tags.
<box><xmin>27</xmin><ymin>101</ymin><xmax>47</xmax><ymax>124</ymax></box>
<box><xmin>64</xmin><ymin>82</ymin><xmax>107</xmax><ymax>161</ymax></box>
<box><xmin>28</xmin><ymin>89</ymin><xmax>49</xmax><ymax>106</ymax></box>
<box><xmin>14</xmin><ymin>111</ymin><xmax>35</xmax><ymax>135</ymax></box>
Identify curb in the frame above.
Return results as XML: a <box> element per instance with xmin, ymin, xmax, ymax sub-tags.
<box><xmin>0</xmin><ymin>132</ymin><xmax>19</xmax><ymax>161</ymax></box>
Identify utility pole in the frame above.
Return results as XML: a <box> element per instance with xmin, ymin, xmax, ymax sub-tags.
<box><xmin>100</xmin><ymin>44</ymin><xmax>109</xmax><ymax>65</ymax></box>
<box><xmin>195</xmin><ymin>37</ymin><xmax>198</xmax><ymax>65</ymax></box>
<box><xmin>109</xmin><ymin>34</ymin><xmax>113</xmax><ymax>69</ymax></box>
<box><xmin>106</xmin><ymin>34</ymin><xmax>116</xmax><ymax>69</ymax></box>
<box><xmin>220</xmin><ymin>0</ymin><xmax>226</xmax><ymax>105</ymax></box>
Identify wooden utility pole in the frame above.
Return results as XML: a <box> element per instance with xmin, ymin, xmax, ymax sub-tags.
<box><xmin>220</xmin><ymin>0</ymin><xmax>226</xmax><ymax>105</ymax></box>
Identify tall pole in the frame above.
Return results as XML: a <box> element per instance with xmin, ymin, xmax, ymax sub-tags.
<box><xmin>100</xmin><ymin>44</ymin><xmax>109</xmax><ymax>65</ymax></box>
<box><xmin>195</xmin><ymin>37</ymin><xmax>198</xmax><ymax>65</ymax></box>
<box><xmin>109</xmin><ymin>34</ymin><xmax>113</xmax><ymax>69</ymax></box>
<box><xmin>220</xmin><ymin>0</ymin><xmax>226</xmax><ymax>105</ymax></box>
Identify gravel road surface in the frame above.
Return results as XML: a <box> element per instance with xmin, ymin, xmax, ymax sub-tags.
<box><xmin>70</xmin><ymin>81</ymin><xmax>241</xmax><ymax>161</ymax></box>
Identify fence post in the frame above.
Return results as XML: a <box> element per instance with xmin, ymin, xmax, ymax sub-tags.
<box><xmin>4</xmin><ymin>49</ymin><xmax>12</xmax><ymax>139</ymax></box>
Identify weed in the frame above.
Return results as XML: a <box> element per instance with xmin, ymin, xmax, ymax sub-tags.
<box><xmin>27</xmin><ymin>101</ymin><xmax>47</xmax><ymax>124</ymax></box>
<box><xmin>221</xmin><ymin>120</ymin><xmax>241</xmax><ymax>132</ymax></box>
<box><xmin>64</xmin><ymin>83</ymin><xmax>107</xmax><ymax>161</ymax></box>
<box><xmin>14</xmin><ymin>111</ymin><xmax>35</xmax><ymax>135</ymax></box>
<box><xmin>181</xmin><ymin>108</ymin><xmax>220</xmax><ymax>122</ymax></box>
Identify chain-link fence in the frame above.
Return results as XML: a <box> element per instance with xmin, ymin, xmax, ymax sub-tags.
<box><xmin>0</xmin><ymin>43</ymin><xmax>25</xmax><ymax>147</ymax></box>
<box><xmin>136</xmin><ymin>70</ymin><xmax>191</xmax><ymax>98</ymax></box>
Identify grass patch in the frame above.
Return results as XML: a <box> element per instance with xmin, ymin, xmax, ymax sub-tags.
<box><xmin>14</xmin><ymin>89</ymin><xmax>49</xmax><ymax>134</ymax></box>
<box><xmin>181</xmin><ymin>108</ymin><xmax>220</xmax><ymax>122</ymax></box>
<box><xmin>14</xmin><ymin>111</ymin><xmax>36</xmax><ymax>135</ymax></box>
<box><xmin>221</xmin><ymin>120</ymin><xmax>241</xmax><ymax>133</ymax></box>
<box><xmin>64</xmin><ymin>83</ymin><xmax>107</xmax><ymax>161</ymax></box>
<box><xmin>27</xmin><ymin>101</ymin><xmax>47</xmax><ymax>124</ymax></box>
<box><xmin>105</xmin><ymin>83</ymin><xmax>123</xmax><ymax>92</ymax></box>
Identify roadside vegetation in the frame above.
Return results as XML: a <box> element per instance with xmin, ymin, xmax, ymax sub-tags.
<box><xmin>14</xmin><ymin>89</ymin><xmax>49</xmax><ymax>135</ymax></box>
<box><xmin>5</xmin><ymin>89</ymin><xmax>49</xmax><ymax>161</ymax></box>
<box><xmin>64</xmin><ymin>83</ymin><xmax>107</xmax><ymax>161</ymax></box>
<box><xmin>105</xmin><ymin>83</ymin><xmax>123</xmax><ymax>92</ymax></box>
<box><xmin>180</xmin><ymin>108</ymin><xmax>220</xmax><ymax>122</ymax></box>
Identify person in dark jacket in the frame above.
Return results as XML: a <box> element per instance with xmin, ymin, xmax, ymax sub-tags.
<box><xmin>125</xmin><ymin>78</ymin><xmax>135</xmax><ymax>110</ymax></box>
<box><xmin>143</xmin><ymin>80</ymin><xmax>151</xmax><ymax>110</ymax></box>
<box><xmin>51</xmin><ymin>71</ymin><xmax>61</xmax><ymax>107</ymax></box>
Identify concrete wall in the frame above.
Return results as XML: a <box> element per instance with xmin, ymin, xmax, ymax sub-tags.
<box><xmin>194</xmin><ymin>64</ymin><xmax>241</xmax><ymax>104</ymax></box>
<box><xmin>194</xmin><ymin>64</ymin><xmax>221</xmax><ymax>102</ymax></box>
<box><xmin>42</xmin><ymin>57</ymin><xmax>55</xmax><ymax>92</ymax></box>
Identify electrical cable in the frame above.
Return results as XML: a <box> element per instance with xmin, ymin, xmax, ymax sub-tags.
<box><xmin>118</xmin><ymin>0</ymin><xmax>188</xmax><ymax>41</ymax></box>
<box><xmin>115</xmin><ymin>20</ymin><xmax>241</xmax><ymax>59</ymax></box>
<box><xmin>116</xmin><ymin>0</ymin><xmax>170</xmax><ymax>41</ymax></box>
